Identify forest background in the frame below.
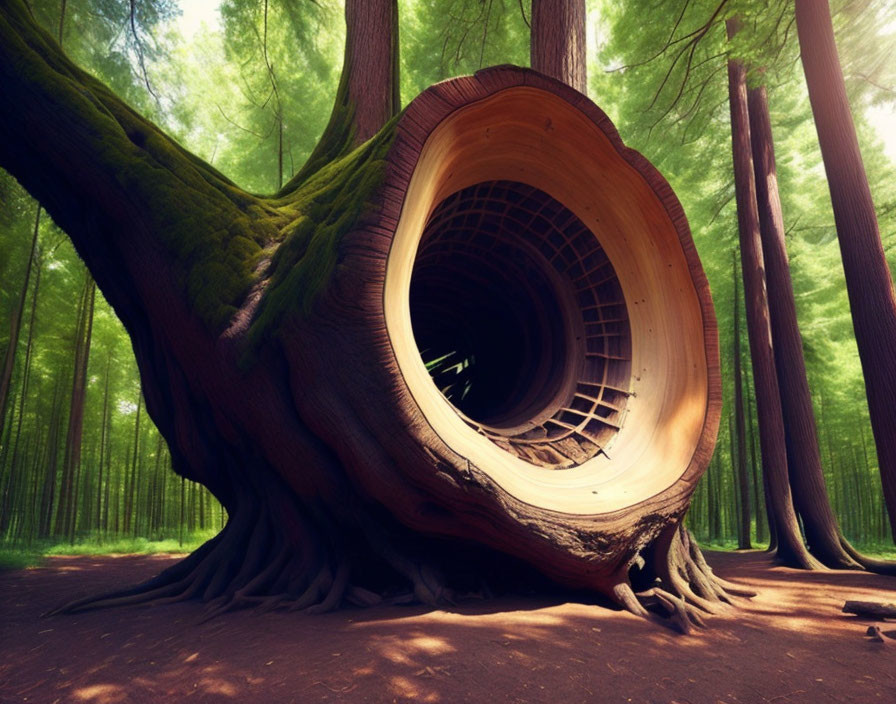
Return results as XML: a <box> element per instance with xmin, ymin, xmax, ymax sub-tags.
<box><xmin>1</xmin><ymin>0</ymin><xmax>894</xmax><ymax>565</ymax></box>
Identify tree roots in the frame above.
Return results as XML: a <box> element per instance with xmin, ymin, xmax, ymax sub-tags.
<box><xmin>610</xmin><ymin>524</ymin><xmax>756</xmax><ymax>634</ymax></box>
<box><xmin>46</xmin><ymin>513</ymin><xmax>753</xmax><ymax>635</ymax></box>
<box><xmin>44</xmin><ymin>500</ymin><xmax>455</xmax><ymax>619</ymax></box>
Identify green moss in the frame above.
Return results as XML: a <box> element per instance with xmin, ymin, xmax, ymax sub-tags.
<box><xmin>1</xmin><ymin>0</ymin><xmax>279</xmax><ymax>332</ymax></box>
<box><xmin>3</xmin><ymin>0</ymin><xmax>399</xmax><ymax>337</ymax></box>
<box><xmin>246</xmin><ymin>115</ymin><xmax>399</xmax><ymax>353</ymax></box>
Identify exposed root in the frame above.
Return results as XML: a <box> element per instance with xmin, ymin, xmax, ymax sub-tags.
<box><xmin>609</xmin><ymin>524</ymin><xmax>755</xmax><ymax>634</ymax></box>
<box><xmin>48</xmin><ymin>499</ymin><xmax>459</xmax><ymax>620</ymax></box>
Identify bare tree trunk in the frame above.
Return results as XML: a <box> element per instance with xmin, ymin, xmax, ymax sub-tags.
<box><xmin>0</xmin><ymin>205</ymin><xmax>39</xmax><ymax>436</ymax></box>
<box><xmin>54</xmin><ymin>275</ymin><xmax>95</xmax><ymax>538</ymax></box>
<box><xmin>726</xmin><ymin>19</ymin><xmax>821</xmax><ymax>569</ymax></box>
<box><xmin>745</xmin><ymin>377</ymin><xmax>765</xmax><ymax>543</ymax></box>
<box><xmin>0</xmin><ymin>242</ymin><xmax>40</xmax><ymax>534</ymax></box>
<box><xmin>95</xmin><ymin>351</ymin><xmax>111</xmax><ymax>534</ymax></box>
<box><xmin>747</xmin><ymin>81</ymin><xmax>858</xmax><ymax>568</ymax></box>
<box><xmin>732</xmin><ymin>251</ymin><xmax>752</xmax><ymax>549</ymax></box>
<box><xmin>124</xmin><ymin>394</ymin><xmax>142</xmax><ymax>536</ymax></box>
<box><xmin>288</xmin><ymin>0</ymin><xmax>399</xmax><ymax>186</ymax></box>
<box><xmin>795</xmin><ymin>0</ymin><xmax>896</xmax><ymax>543</ymax></box>
<box><xmin>38</xmin><ymin>374</ymin><xmax>63</xmax><ymax>539</ymax></box>
<box><xmin>531</xmin><ymin>0</ymin><xmax>586</xmax><ymax>93</ymax></box>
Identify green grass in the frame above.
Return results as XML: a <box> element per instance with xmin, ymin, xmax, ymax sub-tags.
<box><xmin>0</xmin><ymin>530</ymin><xmax>219</xmax><ymax>571</ymax></box>
<box><xmin>41</xmin><ymin>531</ymin><xmax>218</xmax><ymax>556</ymax></box>
<box><xmin>0</xmin><ymin>549</ymin><xmax>43</xmax><ymax>571</ymax></box>
<box><xmin>695</xmin><ymin>537</ymin><xmax>896</xmax><ymax>560</ymax></box>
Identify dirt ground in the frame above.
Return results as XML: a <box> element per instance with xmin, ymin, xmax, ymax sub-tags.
<box><xmin>1</xmin><ymin>551</ymin><xmax>894</xmax><ymax>704</ymax></box>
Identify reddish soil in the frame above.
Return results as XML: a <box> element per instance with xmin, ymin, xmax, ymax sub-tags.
<box><xmin>1</xmin><ymin>551</ymin><xmax>894</xmax><ymax>703</ymax></box>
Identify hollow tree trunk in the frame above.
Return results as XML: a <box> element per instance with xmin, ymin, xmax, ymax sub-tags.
<box><xmin>795</xmin><ymin>0</ymin><xmax>896</xmax><ymax>544</ymax></box>
<box><xmin>726</xmin><ymin>20</ymin><xmax>821</xmax><ymax>570</ymax></box>
<box><xmin>747</xmin><ymin>81</ymin><xmax>861</xmax><ymax>569</ymax></box>
<box><xmin>0</xmin><ymin>0</ymin><xmax>748</xmax><ymax>631</ymax></box>
<box><xmin>531</xmin><ymin>0</ymin><xmax>586</xmax><ymax>93</ymax></box>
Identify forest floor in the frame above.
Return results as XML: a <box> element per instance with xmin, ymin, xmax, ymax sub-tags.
<box><xmin>0</xmin><ymin>551</ymin><xmax>894</xmax><ymax>704</ymax></box>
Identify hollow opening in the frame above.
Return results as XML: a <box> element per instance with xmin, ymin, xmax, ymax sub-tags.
<box><xmin>409</xmin><ymin>181</ymin><xmax>633</xmax><ymax>469</ymax></box>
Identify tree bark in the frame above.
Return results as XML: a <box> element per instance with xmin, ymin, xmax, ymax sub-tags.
<box><xmin>531</xmin><ymin>0</ymin><xmax>587</xmax><ymax>93</ymax></box>
<box><xmin>54</xmin><ymin>274</ymin><xmax>95</xmax><ymax>539</ymax></box>
<box><xmin>726</xmin><ymin>19</ymin><xmax>821</xmax><ymax>569</ymax></box>
<box><xmin>731</xmin><ymin>251</ymin><xmax>752</xmax><ymax>549</ymax></box>
<box><xmin>0</xmin><ymin>205</ymin><xmax>39</xmax><ymax>438</ymax></box>
<box><xmin>0</xmin><ymin>0</ymin><xmax>744</xmax><ymax>630</ymax></box>
<box><xmin>795</xmin><ymin>0</ymin><xmax>896</xmax><ymax>543</ymax></box>
<box><xmin>747</xmin><ymin>81</ymin><xmax>859</xmax><ymax>568</ymax></box>
<box><xmin>0</xmin><ymin>233</ymin><xmax>40</xmax><ymax>534</ymax></box>
<box><xmin>286</xmin><ymin>0</ymin><xmax>400</xmax><ymax>188</ymax></box>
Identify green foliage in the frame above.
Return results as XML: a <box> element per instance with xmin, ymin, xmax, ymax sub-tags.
<box><xmin>402</xmin><ymin>0</ymin><xmax>531</xmax><ymax>96</ymax></box>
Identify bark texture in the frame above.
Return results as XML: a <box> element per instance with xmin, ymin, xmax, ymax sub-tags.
<box><xmin>0</xmin><ymin>0</ymin><xmax>743</xmax><ymax>630</ymax></box>
<box><xmin>726</xmin><ymin>21</ymin><xmax>821</xmax><ymax>570</ymax></box>
<box><xmin>531</xmin><ymin>0</ymin><xmax>586</xmax><ymax>93</ymax></box>
<box><xmin>795</xmin><ymin>0</ymin><xmax>896</xmax><ymax>543</ymax></box>
<box><xmin>747</xmin><ymin>82</ymin><xmax>858</xmax><ymax>569</ymax></box>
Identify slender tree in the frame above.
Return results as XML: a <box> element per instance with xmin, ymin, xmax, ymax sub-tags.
<box><xmin>746</xmin><ymin>80</ymin><xmax>859</xmax><ymax>568</ymax></box>
<box><xmin>726</xmin><ymin>18</ymin><xmax>821</xmax><ymax>569</ymax></box>
<box><xmin>795</xmin><ymin>0</ymin><xmax>896</xmax><ymax>542</ymax></box>
<box><xmin>0</xmin><ymin>205</ymin><xmax>39</xmax><ymax>434</ymax></box>
<box><xmin>54</xmin><ymin>274</ymin><xmax>95</xmax><ymax>538</ymax></box>
<box><xmin>731</xmin><ymin>250</ymin><xmax>751</xmax><ymax>549</ymax></box>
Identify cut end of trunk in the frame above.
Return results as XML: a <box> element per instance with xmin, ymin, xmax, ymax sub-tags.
<box><xmin>377</xmin><ymin>67</ymin><xmax>718</xmax><ymax>517</ymax></box>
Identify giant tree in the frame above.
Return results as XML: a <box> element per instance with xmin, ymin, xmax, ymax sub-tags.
<box><xmin>0</xmin><ymin>0</ymin><xmax>749</xmax><ymax>630</ymax></box>
<box><xmin>795</xmin><ymin>0</ymin><xmax>896</xmax><ymax>543</ymax></box>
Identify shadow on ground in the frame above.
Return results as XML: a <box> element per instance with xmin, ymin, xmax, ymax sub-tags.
<box><xmin>1</xmin><ymin>551</ymin><xmax>894</xmax><ymax>703</ymax></box>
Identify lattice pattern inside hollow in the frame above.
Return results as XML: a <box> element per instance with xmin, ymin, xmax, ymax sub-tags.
<box><xmin>410</xmin><ymin>180</ymin><xmax>632</xmax><ymax>469</ymax></box>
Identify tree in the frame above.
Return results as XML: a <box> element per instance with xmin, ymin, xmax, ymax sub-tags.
<box><xmin>725</xmin><ymin>18</ymin><xmax>821</xmax><ymax>569</ymax></box>
<box><xmin>531</xmin><ymin>0</ymin><xmax>585</xmax><ymax>93</ymax></box>
<box><xmin>0</xmin><ymin>0</ymin><xmax>749</xmax><ymax>630</ymax></box>
<box><xmin>795</xmin><ymin>0</ymin><xmax>896</xmax><ymax>543</ymax></box>
<box><xmin>746</xmin><ymin>78</ymin><xmax>865</xmax><ymax>569</ymax></box>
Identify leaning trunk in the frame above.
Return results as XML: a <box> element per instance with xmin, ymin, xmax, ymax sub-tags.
<box><xmin>795</xmin><ymin>0</ymin><xmax>896</xmax><ymax>543</ymax></box>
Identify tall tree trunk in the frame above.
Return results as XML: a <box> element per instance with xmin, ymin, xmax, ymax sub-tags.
<box><xmin>747</xmin><ymin>81</ymin><xmax>859</xmax><ymax>568</ymax></box>
<box><xmin>731</xmin><ymin>251</ymin><xmax>752</xmax><ymax>549</ymax></box>
<box><xmin>95</xmin><ymin>351</ymin><xmax>111</xmax><ymax>533</ymax></box>
<box><xmin>745</xmin><ymin>374</ymin><xmax>765</xmax><ymax>544</ymax></box>
<box><xmin>531</xmin><ymin>0</ymin><xmax>586</xmax><ymax>93</ymax></box>
<box><xmin>0</xmin><ymin>205</ymin><xmax>39</xmax><ymax>437</ymax></box>
<box><xmin>38</xmin><ymin>373</ymin><xmax>64</xmax><ymax>539</ymax></box>
<box><xmin>54</xmin><ymin>275</ymin><xmax>95</xmax><ymax>537</ymax></box>
<box><xmin>124</xmin><ymin>394</ymin><xmax>142</xmax><ymax>536</ymax></box>
<box><xmin>726</xmin><ymin>19</ymin><xmax>821</xmax><ymax>569</ymax></box>
<box><xmin>795</xmin><ymin>0</ymin><xmax>896</xmax><ymax>543</ymax></box>
<box><xmin>287</xmin><ymin>0</ymin><xmax>399</xmax><ymax>186</ymax></box>
<box><xmin>0</xmin><ymin>243</ymin><xmax>40</xmax><ymax>534</ymax></box>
